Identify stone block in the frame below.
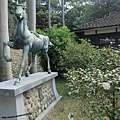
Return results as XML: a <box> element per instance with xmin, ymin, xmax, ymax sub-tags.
<box><xmin>0</xmin><ymin>72</ymin><xmax>62</xmax><ymax>120</ymax></box>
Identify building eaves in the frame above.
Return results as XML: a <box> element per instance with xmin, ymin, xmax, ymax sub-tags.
<box><xmin>73</xmin><ymin>12</ymin><xmax>120</xmax><ymax>31</ymax></box>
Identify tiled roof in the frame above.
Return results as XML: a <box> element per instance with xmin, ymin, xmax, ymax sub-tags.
<box><xmin>74</xmin><ymin>12</ymin><xmax>120</xmax><ymax>31</ymax></box>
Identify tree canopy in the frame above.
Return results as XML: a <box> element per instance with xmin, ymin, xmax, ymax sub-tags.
<box><xmin>8</xmin><ymin>0</ymin><xmax>120</xmax><ymax>32</ymax></box>
<box><xmin>36</xmin><ymin>0</ymin><xmax>120</xmax><ymax>30</ymax></box>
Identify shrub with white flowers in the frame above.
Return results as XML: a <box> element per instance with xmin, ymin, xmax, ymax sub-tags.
<box><xmin>64</xmin><ymin>47</ymin><xmax>120</xmax><ymax>120</ymax></box>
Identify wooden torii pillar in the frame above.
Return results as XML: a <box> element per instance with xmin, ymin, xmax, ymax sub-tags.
<box><xmin>0</xmin><ymin>0</ymin><xmax>12</xmax><ymax>82</ymax></box>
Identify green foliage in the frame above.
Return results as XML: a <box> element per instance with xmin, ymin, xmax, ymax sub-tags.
<box><xmin>36</xmin><ymin>3</ymin><xmax>50</xmax><ymax>30</ymax></box>
<box><xmin>90</xmin><ymin>48</ymin><xmax>120</xmax><ymax>71</ymax></box>
<box><xmin>8</xmin><ymin>0</ymin><xmax>120</xmax><ymax>33</ymax></box>
<box><xmin>37</xmin><ymin>25</ymin><xmax>76</xmax><ymax>73</ymax></box>
<box><xmin>36</xmin><ymin>1</ymin><xmax>61</xmax><ymax>30</ymax></box>
<box><xmin>62</xmin><ymin>39</ymin><xmax>99</xmax><ymax>71</ymax></box>
<box><xmin>65</xmin><ymin>47</ymin><xmax>120</xmax><ymax>120</ymax></box>
<box><xmin>66</xmin><ymin>67</ymin><xmax>120</xmax><ymax>120</ymax></box>
<box><xmin>92</xmin><ymin>0</ymin><xmax>120</xmax><ymax>20</ymax></box>
<box><xmin>66</xmin><ymin>0</ymin><xmax>120</xmax><ymax>30</ymax></box>
<box><xmin>66</xmin><ymin>4</ymin><xmax>94</xmax><ymax>29</ymax></box>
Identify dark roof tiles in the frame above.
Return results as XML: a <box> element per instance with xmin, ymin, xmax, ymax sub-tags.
<box><xmin>74</xmin><ymin>12</ymin><xmax>120</xmax><ymax>31</ymax></box>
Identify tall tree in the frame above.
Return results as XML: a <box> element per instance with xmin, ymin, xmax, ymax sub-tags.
<box><xmin>48</xmin><ymin>0</ymin><xmax>51</xmax><ymax>34</ymax></box>
<box><xmin>36</xmin><ymin>0</ymin><xmax>62</xmax><ymax>29</ymax></box>
<box><xmin>92</xmin><ymin>0</ymin><xmax>120</xmax><ymax>19</ymax></box>
<box><xmin>65</xmin><ymin>0</ymin><xmax>120</xmax><ymax>30</ymax></box>
<box><xmin>65</xmin><ymin>3</ymin><xmax>94</xmax><ymax>30</ymax></box>
<box><xmin>0</xmin><ymin>0</ymin><xmax>12</xmax><ymax>81</ymax></box>
<box><xmin>36</xmin><ymin>3</ymin><xmax>49</xmax><ymax>29</ymax></box>
<box><xmin>27</xmin><ymin>0</ymin><xmax>37</xmax><ymax>73</ymax></box>
<box><xmin>62</xmin><ymin>0</ymin><xmax>65</xmax><ymax>26</ymax></box>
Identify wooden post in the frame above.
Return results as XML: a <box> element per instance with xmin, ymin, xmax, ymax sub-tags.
<box><xmin>27</xmin><ymin>0</ymin><xmax>37</xmax><ymax>74</ymax></box>
<box><xmin>0</xmin><ymin>0</ymin><xmax>12</xmax><ymax>82</ymax></box>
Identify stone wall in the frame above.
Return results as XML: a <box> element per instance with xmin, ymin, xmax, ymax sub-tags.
<box><xmin>23</xmin><ymin>80</ymin><xmax>55</xmax><ymax>120</ymax></box>
<box><xmin>11</xmin><ymin>49</ymin><xmax>42</xmax><ymax>78</ymax></box>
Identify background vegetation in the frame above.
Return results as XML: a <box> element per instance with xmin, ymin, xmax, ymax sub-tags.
<box><xmin>37</xmin><ymin>25</ymin><xmax>76</xmax><ymax>74</ymax></box>
<box><xmin>8</xmin><ymin>0</ymin><xmax>120</xmax><ymax>119</ymax></box>
<box><xmin>8</xmin><ymin>0</ymin><xmax>120</xmax><ymax>33</ymax></box>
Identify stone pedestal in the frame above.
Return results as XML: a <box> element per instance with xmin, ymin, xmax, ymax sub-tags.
<box><xmin>0</xmin><ymin>72</ymin><xmax>61</xmax><ymax>120</ymax></box>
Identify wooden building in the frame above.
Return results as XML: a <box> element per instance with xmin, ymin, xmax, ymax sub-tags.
<box><xmin>73</xmin><ymin>13</ymin><xmax>120</xmax><ymax>47</ymax></box>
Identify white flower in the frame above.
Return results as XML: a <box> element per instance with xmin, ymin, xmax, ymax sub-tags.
<box><xmin>102</xmin><ymin>82</ymin><xmax>110</xmax><ymax>90</ymax></box>
<box><xmin>68</xmin><ymin>113</ymin><xmax>74</xmax><ymax>120</ymax></box>
<box><xmin>92</xmin><ymin>80</ymin><xmax>96</xmax><ymax>83</ymax></box>
<box><xmin>68</xmin><ymin>92</ymin><xmax>72</xmax><ymax>95</ymax></box>
<box><xmin>112</xmin><ymin>69</ymin><xmax>116</xmax><ymax>72</ymax></box>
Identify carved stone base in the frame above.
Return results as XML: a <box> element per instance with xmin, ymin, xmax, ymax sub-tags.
<box><xmin>0</xmin><ymin>72</ymin><xmax>61</xmax><ymax>120</ymax></box>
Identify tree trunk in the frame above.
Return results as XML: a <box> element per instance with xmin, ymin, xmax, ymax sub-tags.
<box><xmin>0</xmin><ymin>0</ymin><xmax>12</xmax><ymax>82</ymax></box>
<box><xmin>27</xmin><ymin>0</ymin><xmax>37</xmax><ymax>74</ymax></box>
<box><xmin>62</xmin><ymin>0</ymin><xmax>65</xmax><ymax>26</ymax></box>
<box><xmin>48</xmin><ymin>0</ymin><xmax>51</xmax><ymax>35</ymax></box>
